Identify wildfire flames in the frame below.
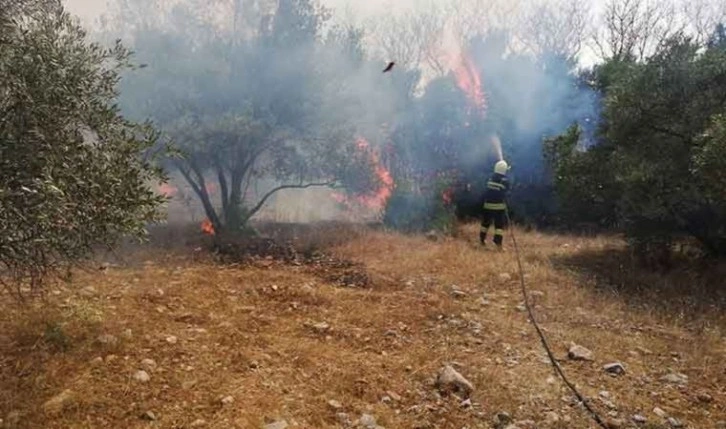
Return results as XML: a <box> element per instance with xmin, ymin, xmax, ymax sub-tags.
<box><xmin>452</xmin><ymin>52</ymin><xmax>486</xmax><ymax>118</ymax></box>
<box><xmin>357</xmin><ymin>138</ymin><xmax>394</xmax><ymax>209</ymax></box>
<box><xmin>442</xmin><ymin>188</ymin><xmax>454</xmax><ymax>205</ymax></box>
<box><xmin>201</xmin><ymin>218</ymin><xmax>215</xmax><ymax>235</ymax></box>
<box><xmin>333</xmin><ymin>137</ymin><xmax>394</xmax><ymax>213</ymax></box>
<box><xmin>450</xmin><ymin>49</ymin><xmax>503</xmax><ymax>161</ymax></box>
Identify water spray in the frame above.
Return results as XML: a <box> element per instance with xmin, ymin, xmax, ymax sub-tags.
<box><xmin>490</xmin><ymin>134</ymin><xmax>504</xmax><ymax>162</ymax></box>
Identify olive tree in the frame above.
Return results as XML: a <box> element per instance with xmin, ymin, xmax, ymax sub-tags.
<box><xmin>0</xmin><ymin>0</ymin><xmax>165</xmax><ymax>298</ymax></box>
<box><xmin>111</xmin><ymin>0</ymin><xmax>385</xmax><ymax>235</ymax></box>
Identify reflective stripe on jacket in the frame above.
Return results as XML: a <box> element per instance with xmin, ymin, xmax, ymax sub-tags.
<box><xmin>483</xmin><ymin>173</ymin><xmax>509</xmax><ymax>211</ymax></box>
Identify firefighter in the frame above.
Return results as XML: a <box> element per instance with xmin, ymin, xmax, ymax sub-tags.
<box><xmin>480</xmin><ymin>160</ymin><xmax>510</xmax><ymax>248</ymax></box>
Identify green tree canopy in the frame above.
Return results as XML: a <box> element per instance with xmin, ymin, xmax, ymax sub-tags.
<box><xmin>0</xmin><ymin>0</ymin><xmax>165</xmax><ymax>298</ymax></box>
<box><xmin>547</xmin><ymin>28</ymin><xmax>726</xmax><ymax>258</ymax></box>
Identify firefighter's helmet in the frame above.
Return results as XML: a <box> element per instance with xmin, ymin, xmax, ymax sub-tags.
<box><xmin>494</xmin><ymin>160</ymin><xmax>509</xmax><ymax>175</ymax></box>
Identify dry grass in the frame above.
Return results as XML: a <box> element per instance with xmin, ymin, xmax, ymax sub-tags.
<box><xmin>0</xmin><ymin>223</ymin><xmax>724</xmax><ymax>429</ymax></box>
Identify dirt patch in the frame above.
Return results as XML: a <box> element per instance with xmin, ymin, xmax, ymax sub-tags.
<box><xmin>214</xmin><ymin>236</ymin><xmax>372</xmax><ymax>288</ymax></box>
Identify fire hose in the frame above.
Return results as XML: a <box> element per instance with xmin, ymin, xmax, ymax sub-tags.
<box><xmin>504</xmin><ymin>206</ymin><xmax>608</xmax><ymax>429</ymax></box>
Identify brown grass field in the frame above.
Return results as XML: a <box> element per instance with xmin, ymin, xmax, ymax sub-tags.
<box><xmin>1</xmin><ymin>223</ymin><xmax>724</xmax><ymax>429</ymax></box>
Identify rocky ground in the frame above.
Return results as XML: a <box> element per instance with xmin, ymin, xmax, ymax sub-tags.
<box><xmin>0</xmin><ymin>223</ymin><xmax>724</xmax><ymax>428</ymax></box>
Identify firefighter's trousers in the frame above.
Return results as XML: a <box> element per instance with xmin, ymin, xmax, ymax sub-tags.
<box><xmin>480</xmin><ymin>208</ymin><xmax>506</xmax><ymax>246</ymax></box>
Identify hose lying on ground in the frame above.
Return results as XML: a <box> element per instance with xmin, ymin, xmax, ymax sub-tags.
<box><xmin>504</xmin><ymin>208</ymin><xmax>608</xmax><ymax>429</ymax></box>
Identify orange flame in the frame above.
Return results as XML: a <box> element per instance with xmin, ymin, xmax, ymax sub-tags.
<box><xmin>356</xmin><ymin>138</ymin><xmax>394</xmax><ymax>209</ymax></box>
<box><xmin>452</xmin><ymin>52</ymin><xmax>486</xmax><ymax>118</ymax></box>
<box><xmin>442</xmin><ymin>188</ymin><xmax>454</xmax><ymax>205</ymax></box>
<box><xmin>201</xmin><ymin>218</ymin><xmax>215</xmax><ymax>235</ymax></box>
<box><xmin>333</xmin><ymin>137</ymin><xmax>394</xmax><ymax>212</ymax></box>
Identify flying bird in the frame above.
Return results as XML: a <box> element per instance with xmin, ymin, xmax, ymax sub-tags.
<box><xmin>382</xmin><ymin>62</ymin><xmax>395</xmax><ymax>73</ymax></box>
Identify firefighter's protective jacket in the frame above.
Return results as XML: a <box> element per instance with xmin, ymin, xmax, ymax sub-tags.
<box><xmin>483</xmin><ymin>173</ymin><xmax>509</xmax><ymax>211</ymax></box>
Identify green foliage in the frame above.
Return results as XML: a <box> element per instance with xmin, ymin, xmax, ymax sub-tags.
<box><xmin>543</xmin><ymin>125</ymin><xmax>620</xmax><ymax>227</ymax></box>
<box><xmin>547</xmin><ymin>30</ymin><xmax>726</xmax><ymax>258</ymax></box>
<box><xmin>43</xmin><ymin>322</ymin><xmax>70</xmax><ymax>352</ymax></box>
<box><xmin>383</xmin><ymin>178</ymin><xmax>456</xmax><ymax>233</ymax></box>
<box><xmin>693</xmin><ymin>115</ymin><xmax>726</xmax><ymax>202</ymax></box>
<box><xmin>0</xmin><ymin>1</ymin><xmax>165</xmax><ymax>298</ymax></box>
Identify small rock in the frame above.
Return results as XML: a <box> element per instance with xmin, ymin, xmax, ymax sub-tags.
<box><xmin>105</xmin><ymin>354</ymin><xmax>117</xmax><ymax>363</ymax></box>
<box><xmin>264</xmin><ymin>421</ymin><xmax>289</xmax><ymax>429</ymax></box>
<box><xmin>359</xmin><ymin>414</ymin><xmax>377</xmax><ymax>428</ymax></box>
<box><xmin>496</xmin><ymin>411</ymin><xmax>513</xmax><ymax>425</ymax></box>
<box><xmin>667</xmin><ymin>417</ymin><xmax>683</xmax><ymax>427</ymax></box>
<box><xmin>121</xmin><ymin>329</ymin><xmax>133</xmax><ymax>340</ymax></box>
<box><xmin>42</xmin><ymin>390</ymin><xmax>75</xmax><ymax>416</ymax></box>
<box><xmin>632</xmin><ymin>414</ymin><xmax>647</xmax><ymax>424</ymax></box>
<box><xmin>141</xmin><ymin>358</ymin><xmax>157</xmax><ymax>370</ymax></box>
<box><xmin>435</xmin><ymin>365</ymin><xmax>475</xmax><ymax>398</ymax></box>
<box><xmin>696</xmin><ymin>392</ymin><xmax>713</xmax><ymax>403</ymax></box>
<box><xmin>80</xmin><ymin>286</ymin><xmax>97</xmax><ymax>297</ymax></box>
<box><xmin>336</xmin><ymin>412</ymin><xmax>351</xmax><ymax>426</ymax></box>
<box><xmin>96</xmin><ymin>334</ymin><xmax>118</xmax><ymax>346</ymax></box>
<box><xmin>515</xmin><ymin>304</ymin><xmax>527</xmax><ymax>312</ymax></box>
<box><xmin>499</xmin><ymin>273</ymin><xmax>512</xmax><ymax>282</ymax></box>
<box><xmin>460</xmin><ymin>398</ymin><xmax>472</xmax><ymax>408</ymax></box>
<box><xmin>544</xmin><ymin>411</ymin><xmax>560</xmax><ymax>423</ymax></box>
<box><xmin>635</xmin><ymin>346</ymin><xmax>653</xmax><ymax>355</ymax></box>
<box><xmin>425</xmin><ymin>230</ymin><xmax>439</xmax><ymax>241</ymax></box>
<box><xmin>478</xmin><ymin>298</ymin><xmax>491</xmax><ymax>306</ymax></box>
<box><xmin>221</xmin><ymin>395</ymin><xmax>234</xmax><ymax>405</ymax></box>
<box><xmin>140</xmin><ymin>411</ymin><xmax>156</xmax><ymax>421</ymax></box>
<box><xmin>660</xmin><ymin>373</ymin><xmax>688</xmax><ymax>385</ymax></box>
<box><xmin>90</xmin><ymin>356</ymin><xmax>104</xmax><ymax>366</ymax></box>
<box><xmin>599</xmin><ymin>391</ymin><xmax>611</xmax><ymax>399</ymax></box>
<box><xmin>451</xmin><ymin>289</ymin><xmax>468</xmax><ymax>299</ymax></box>
<box><xmin>568</xmin><ymin>343</ymin><xmax>594</xmax><ymax>361</ymax></box>
<box><xmin>165</xmin><ymin>335</ymin><xmax>178</xmax><ymax>344</ymax></box>
<box><xmin>312</xmin><ymin>322</ymin><xmax>330</xmax><ymax>333</ymax></box>
<box><xmin>190</xmin><ymin>419</ymin><xmax>207</xmax><ymax>428</ymax></box>
<box><xmin>653</xmin><ymin>407</ymin><xmax>667</xmax><ymax>418</ymax></box>
<box><xmin>327</xmin><ymin>399</ymin><xmax>343</xmax><ymax>410</ymax></box>
<box><xmin>381</xmin><ymin>395</ymin><xmax>392</xmax><ymax>404</ymax></box>
<box><xmin>133</xmin><ymin>370</ymin><xmax>151</xmax><ymax>383</ymax></box>
<box><xmin>386</xmin><ymin>391</ymin><xmax>402</xmax><ymax>402</ymax></box>
<box><xmin>515</xmin><ymin>420</ymin><xmax>536</xmax><ymax>429</ymax></box>
<box><xmin>603</xmin><ymin>362</ymin><xmax>626</xmax><ymax>375</ymax></box>
<box><xmin>605</xmin><ymin>418</ymin><xmax>625</xmax><ymax>429</ymax></box>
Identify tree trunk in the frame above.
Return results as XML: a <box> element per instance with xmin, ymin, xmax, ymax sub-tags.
<box><xmin>223</xmin><ymin>170</ymin><xmax>245</xmax><ymax>232</ymax></box>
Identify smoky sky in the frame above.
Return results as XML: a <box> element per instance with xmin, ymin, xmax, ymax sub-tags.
<box><xmin>63</xmin><ymin>0</ymin><xmax>714</xmax><ymax>68</ymax></box>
